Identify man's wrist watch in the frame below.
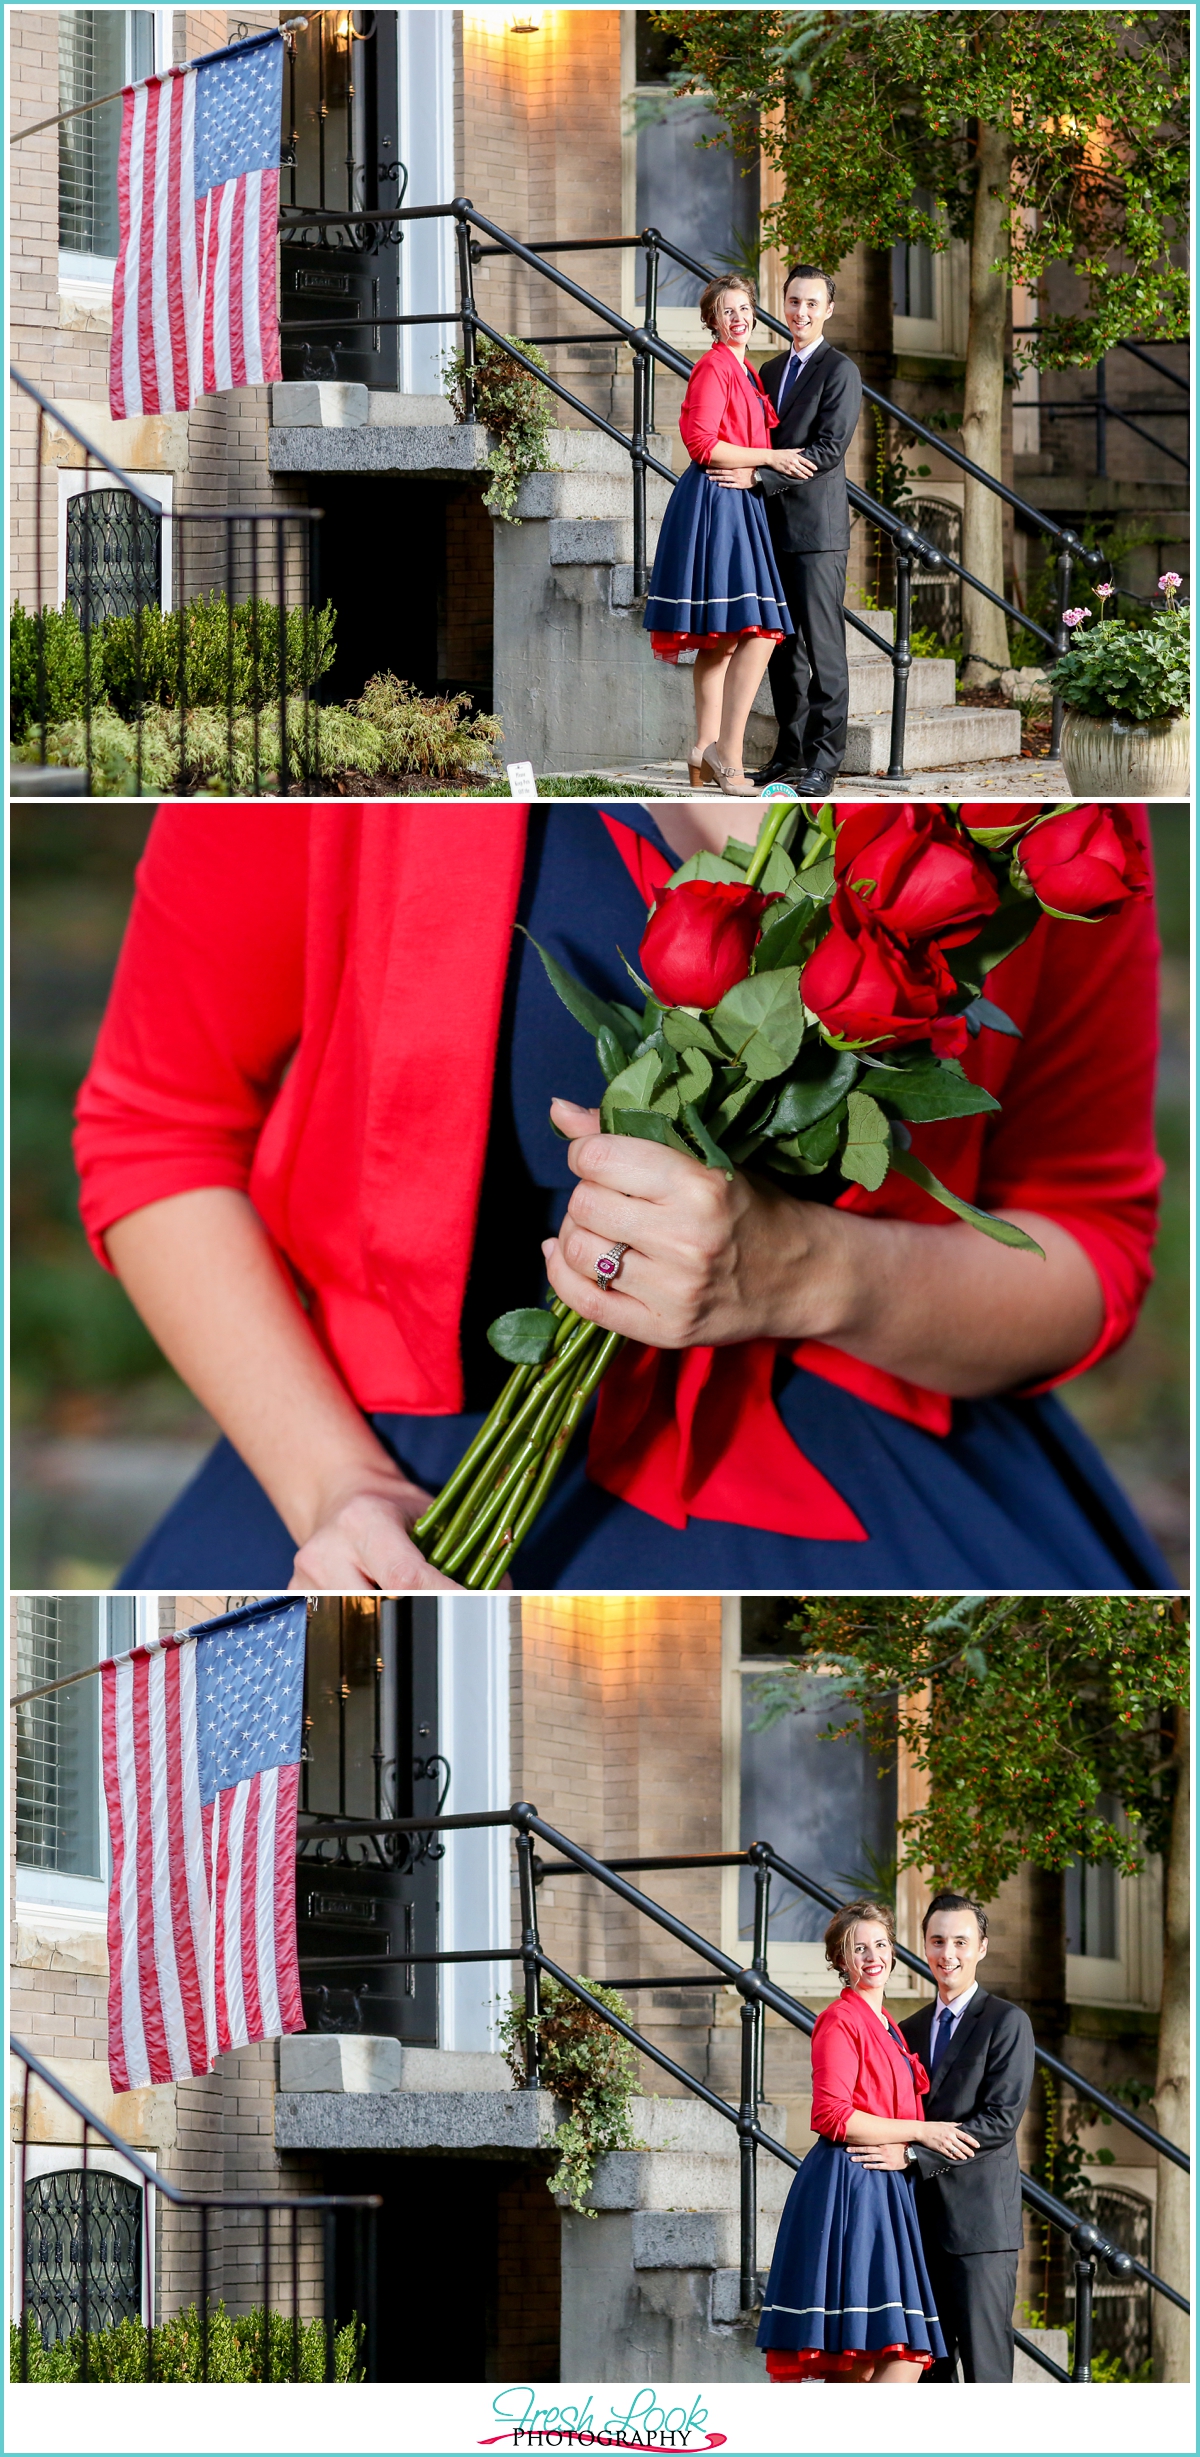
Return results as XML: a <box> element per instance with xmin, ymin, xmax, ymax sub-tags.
<box><xmin>904</xmin><ymin>2144</ymin><xmax>918</xmax><ymax>2165</ymax></box>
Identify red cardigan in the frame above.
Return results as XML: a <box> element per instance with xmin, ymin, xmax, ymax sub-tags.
<box><xmin>809</xmin><ymin>1989</ymin><xmax>930</xmax><ymax>2142</ymax></box>
<box><xmin>73</xmin><ymin>805</ymin><xmax>1161</xmax><ymax>1539</ymax></box>
<box><xmin>678</xmin><ymin>342</ymin><xmax>778</xmax><ymax>465</ymax></box>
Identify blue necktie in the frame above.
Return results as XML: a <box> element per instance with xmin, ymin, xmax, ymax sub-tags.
<box><xmin>777</xmin><ymin>351</ymin><xmax>803</xmax><ymax>412</ymax></box>
<box><xmin>929</xmin><ymin>2004</ymin><xmax>953</xmax><ymax>2076</ymax></box>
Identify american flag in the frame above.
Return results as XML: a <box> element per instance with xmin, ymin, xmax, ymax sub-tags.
<box><xmin>109</xmin><ymin>31</ymin><xmax>284</xmax><ymax>420</ymax></box>
<box><xmin>101</xmin><ymin>1598</ymin><xmax>307</xmax><ymax>2092</ymax></box>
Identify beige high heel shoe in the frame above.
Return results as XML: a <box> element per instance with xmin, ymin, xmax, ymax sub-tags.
<box><xmin>699</xmin><ymin>741</ymin><xmax>759</xmax><ymax>796</ymax></box>
<box><xmin>687</xmin><ymin>745</ymin><xmax>706</xmax><ymax>788</ymax></box>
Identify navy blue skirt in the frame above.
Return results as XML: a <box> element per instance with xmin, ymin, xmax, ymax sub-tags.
<box><xmin>643</xmin><ymin>459</ymin><xmax>793</xmax><ymax>647</ymax></box>
<box><xmin>119</xmin><ymin>1364</ymin><xmax>1172</xmax><ymax>1589</ymax></box>
<box><xmin>757</xmin><ymin>2137</ymin><xmax>946</xmax><ymax>2365</ymax></box>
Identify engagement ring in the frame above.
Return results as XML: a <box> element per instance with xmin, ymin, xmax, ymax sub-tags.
<box><xmin>595</xmin><ymin>1242</ymin><xmax>628</xmax><ymax>1288</ymax></box>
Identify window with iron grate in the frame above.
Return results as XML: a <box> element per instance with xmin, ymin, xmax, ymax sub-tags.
<box><xmin>23</xmin><ymin>2170</ymin><xmax>143</xmax><ymax>2346</ymax></box>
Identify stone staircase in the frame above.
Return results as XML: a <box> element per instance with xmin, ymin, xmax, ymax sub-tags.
<box><xmin>827</xmin><ymin>610</ymin><xmax>1023</xmax><ymax>777</ymax></box>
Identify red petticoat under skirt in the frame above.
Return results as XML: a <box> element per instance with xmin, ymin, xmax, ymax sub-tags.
<box><xmin>650</xmin><ymin>626</ymin><xmax>784</xmax><ymax>665</ymax></box>
<box><xmin>766</xmin><ymin>2346</ymin><xmax>934</xmax><ymax>2381</ymax></box>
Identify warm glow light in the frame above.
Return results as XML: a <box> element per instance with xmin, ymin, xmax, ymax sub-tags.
<box><xmin>509</xmin><ymin>8</ymin><xmax>543</xmax><ymax>28</ymax></box>
<box><xmin>335</xmin><ymin>11</ymin><xmax>353</xmax><ymax>35</ymax></box>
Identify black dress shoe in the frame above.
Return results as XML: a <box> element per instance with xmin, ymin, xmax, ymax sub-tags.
<box><xmin>751</xmin><ymin>758</ymin><xmax>801</xmax><ymax>788</ymax></box>
<box><xmin>791</xmin><ymin>767</ymin><xmax>841</xmax><ymax>797</ymax></box>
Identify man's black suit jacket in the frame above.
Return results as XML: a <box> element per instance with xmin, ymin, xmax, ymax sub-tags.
<box><xmin>899</xmin><ymin>1988</ymin><xmax>1034</xmax><ymax>2255</ymax></box>
<box><xmin>755</xmin><ymin>341</ymin><xmax>863</xmax><ymax>553</ymax></box>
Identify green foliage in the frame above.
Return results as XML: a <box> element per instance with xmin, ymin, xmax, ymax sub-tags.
<box><xmin>500</xmin><ymin>1976</ymin><xmax>641</xmax><ymax>2215</ymax></box>
<box><xmin>1053</xmin><ymin>604</ymin><xmax>1189</xmax><ymax>724</ymax></box>
<box><xmin>10</xmin><ymin>595</ymin><xmax>336</xmax><ymax>736</ymax></box>
<box><xmin>650</xmin><ymin>10</ymin><xmax>1188</xmax><ymax>368</ymax></box>
<box><xmin>746</xmin><ymin>1595</ymin><xmax>1189</xmax><ymax>1901</ymax></box>
<box><xmin>444</xmin><ymin>333</ymin><xmax>556</xmax><ymax>520</ymax></box>
<box><xmin>11</xmin><ymin>2303</ymin><xmax>363</xmax><ymax>2383</ymax></box>
<box><xmin>349</xmin><ymin>670</ymin><xmax>503</xmax><ymax>776</ymax></box>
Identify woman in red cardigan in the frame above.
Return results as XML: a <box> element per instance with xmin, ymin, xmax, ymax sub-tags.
<box><xmin>642</xmin><ymin>274</ymin><xmax>810</xmax><ymax>795</ymax></box>
<box><xmin>758</xmin><ymin>1901</ymin><xmax>969</xmax><ymax>2382</ymax></box>
<box><xmin>72</xmin><ymin>800</ymin><xmax>1169</xmax><ymax>1593</ymax></box>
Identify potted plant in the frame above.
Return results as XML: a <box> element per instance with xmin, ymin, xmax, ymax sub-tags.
<box><xmin>1053</xmin><ymin>573</ymin><xmax>1190</xmax><ymax>795</ymax></box>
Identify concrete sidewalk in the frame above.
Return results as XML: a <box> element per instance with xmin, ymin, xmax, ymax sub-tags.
<box><xmin>567</xmin><ymin>752</ymin><xmax>1071</xmax><ymax>801</ymax></box>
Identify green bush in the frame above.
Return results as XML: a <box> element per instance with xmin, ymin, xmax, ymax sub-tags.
<box><xmin>350</xmin><ymin>670</ymin><xmax>503</xmax><ymax>777</ymax></box>
<box><xmin>1053</xmin><ymin>602</ymin><xmax>1189</xmax><ymax>723</ymax></box>
<box><xmin>444</xmin><ymin>333</ymin><xmax>556</xmax><ymax>521</ymax></box>
<box><xmin>500</xmin><ymin>1975</ymin><xmax>641</xmax><ymax>2214</ymax></box>
<box><xmin>11</xmin><ymin>2302</ymin><xmax>363</xmax><ymax>2383</ymax></box>
<box><xmin>9</xmin><ymin>594</ymin><xmax>336</xmax><ymax>735</ymax></box>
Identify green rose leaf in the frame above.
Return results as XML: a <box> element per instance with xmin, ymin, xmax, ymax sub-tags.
<box><xmin>840</xmin><ymin>1089</ymin><xmax>891</xmax><ymax>1191</ymax></box>
<box><xmin>712</xmin><ymin>966</ymin><xmax>806</xmax><ymax>1080</ymax></box>
<box><xmin>673</xmin><ymin>1047</ymin><xmax>713</xmax><ymax>1105</ymax></box>
<box><xmin>669</xmin><ymin>849</ymin><xmax>751</xmax><ymax>887</ymax></box>
<box><xmin>606</xmin><ymin>1106</ymin><xmax>694</xmax><ymax>1156</ymax></box>
<box><xmin>753</xmin><ymin>896</ymin><xmax>819</xmax><ymax>973</ymax></box>
<box><xmin>596</xmin><ymin>1025</ymin><xmax>630</xmax><ymax>1085</ymax></box>
<box><xmin>964</xmin><ymin>995</ymin><xmax>1022</xmax><ymax>1038</ymax></box>
<box><xmin>890</xmin><ymin>1149</ymin><xmax>1046</xmax><ymax>1252</ymax></box>
<box><xmin>711</xmin><ymin>1075</ymin><xmax>760</xmax><ymax>1138</ymax></box>
<box><xmin>875</xmin><ymin>1063</ymin><xmax>1000</xmax><ymax>1122</ymax></box>
<box><xmin>758</xmin><ymin>842</ymin><xmax>797</xmax><ymax>896</ymax></box>
<box><xmin>487</xmin><ymin>1307</ymin><xmax>557</xmax><ymax>1364</ymax></box>
<box><xmin>521</xmin><ymin>930</ymin><xmax>640</xmax><ymax>1052</ymax></box>
<box><xmin>661</xmin><ymin>1007</ymin><xmax>726</xmax><ymax>1057</ymax></box>
<box><xmin>768</xmin><ymin>1045</ymin><xmax>860</xmax><ymax>1134</ymax></box>
<box><xmin>796</xmin><ymin>851</ymin><xmax>835</xmax><ymax>902</ymax></box>
<box><xmin>681</xmin><ymin>1101</ymin><xmax>735</xmax><ymax>1176</ymax></box>
<box><xmin>600</xmin><ymin>1048</ymin><xmax>661</xmax><ymax>1129</ymax></box>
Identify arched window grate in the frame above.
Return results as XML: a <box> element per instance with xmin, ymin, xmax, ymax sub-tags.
<box><xmin>23</xmin><ymin>2170</ymin><xmax>143</xmax><ymax>2345</ymax></box>
<box><xmin>66</xmin><ymin>487</ymin><xmax>161</xmax><ymax>624</ymax></box>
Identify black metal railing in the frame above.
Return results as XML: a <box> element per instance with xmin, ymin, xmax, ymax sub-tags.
<box><xmin>9</xmin><ymin>367</ymin><xmax>323</xmax><ymax>799</ymax></box>
<box><xmin>291</xmin><ymin>1803</ymin><xmax>1188</xmax><ymax>2382</ymax></box>
<box><xmin>1014</xmin><ymin>330</ymin><xmax>1190</xmax><ymax>479</ymax></box>
<box><xmin>10</xmin><ymin>2038</ymin><xmax>379</xmax><ymax>2383</ymax></box>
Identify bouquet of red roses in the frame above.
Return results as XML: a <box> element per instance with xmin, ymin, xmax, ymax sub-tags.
<box><xmin>413</xmin><ymin>800</ymin><xmax>1149</xmax><ymax>1587</ymax></box>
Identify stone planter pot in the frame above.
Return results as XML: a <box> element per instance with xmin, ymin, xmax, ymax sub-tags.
<box><xmin>1059</xmin><ymin>709</ymin><xmax>1190</xmax><ymax>798</ymax></box>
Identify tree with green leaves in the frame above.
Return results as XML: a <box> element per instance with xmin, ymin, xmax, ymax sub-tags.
<box><xmin>750</xmin><ymin>1593</ymin><xmax>1189</xmax><ymax>2379</ymax></box>
<box><xmin>650</xmin><ymin>9</ymin><xmax>1189</xmax><ymax>680</ymax></box>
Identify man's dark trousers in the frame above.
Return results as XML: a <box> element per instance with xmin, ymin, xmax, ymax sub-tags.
<box><xmin>900</xmin><ymin>1986</ymin><xmax>1035</xmax><ymax>2386</ymax></box>
<box><xmin>766</xmin><ymin>548</ymin><xmax>849</xmax><ymax>775</ymax></box>
<box><xmin>922</xmin><ymin>2243</ymin><xmax>1020</xmax><ymax>2385</ymax></box>
<box><xmin>756</xmin><ymin>339</ymin><xmax>863</xmax><ymax>775</ymax></box>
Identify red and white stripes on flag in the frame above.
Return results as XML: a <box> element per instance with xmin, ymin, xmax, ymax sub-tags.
<box><xmin>109</xmin><ymin>32</ymin><xmax>283</xmax><ymax>420</ymax></box>
<box><xmin>100</xmin><ymin>1605</ymin><xmax>306</xmax><ymax>2093</ymax></box>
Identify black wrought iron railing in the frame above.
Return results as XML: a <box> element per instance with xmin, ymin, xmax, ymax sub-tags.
<box><xmin>9</xmin><ymin>366</ymin><xmax>323</xmax><ymax>799</ymax></box>
<box><xmin>292</xmin><ymin>1802</ymin><xmax>1189</xmax><ymax>2383</ymax></box>
<box><xmin>10</xmin><ymin>2038</ymin><xmax>380</xmax><ymax>2383</ymax></box>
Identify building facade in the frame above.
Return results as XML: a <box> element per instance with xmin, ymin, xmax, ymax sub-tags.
<box><xmin>11</xmin><ymin>1589</ymin><xmax>1165</xmax><ymax>2380</ymax></box>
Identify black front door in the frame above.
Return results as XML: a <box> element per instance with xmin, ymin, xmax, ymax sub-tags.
<box><xmin>295</xmin><ymin>1596</ymin><xmax>443</xmax><ymax>2043</ymax></box>
<box><xmin>279</xmin><ymin>9</ymin><xmax>401</xmax><ymax>389</ymax></box>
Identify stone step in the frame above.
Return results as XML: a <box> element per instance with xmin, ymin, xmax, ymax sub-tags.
<box><xmin>524</xmin><ymin>472</ymin><xmax>672</xmax><ymax>525</ymax></box>
<box><xmin>583</xmin><ymin>2148</ymin><xmax>794</xmax><ymax>2216</ymax></box>
<box><xmin>631</xmin><ymin>2207</ymin><xmax>783</xmax><ymax>2272</ymax></box>
<box><xmin>842</xmin><ymin>702</ymin><xmax>1023</xmax><ymax>774</ymax></box>
<box><xmin>630</xmin><ymin>2096</ymin><xmax>789</xmax><ymax>2155</ymax></box>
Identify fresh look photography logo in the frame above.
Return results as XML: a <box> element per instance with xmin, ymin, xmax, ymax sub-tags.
<box><xmin>480</xmin><ymin>2386</ymin><xmax>726</xmax><ymax>2449</ymax></box>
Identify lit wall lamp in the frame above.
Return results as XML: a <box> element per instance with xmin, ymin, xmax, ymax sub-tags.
<box><xmin>508</xmin><ymin>9</ymin><xmax>544</xmax><ymax>29</ymax></box>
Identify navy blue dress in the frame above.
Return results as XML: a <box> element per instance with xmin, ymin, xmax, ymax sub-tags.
<box><xmin>644</xmin><ymin>460</ymin><xmax>794</xmax><ymax>653</ymax></box>
<box><xmin>120</xmin><ymin>808</ymin><xmax>1172</xmax><ymax>1591</ymax></box>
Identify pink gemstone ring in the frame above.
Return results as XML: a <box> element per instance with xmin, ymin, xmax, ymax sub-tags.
<box><xmin>595</xmin><ymin>1242</ymin><xmax>628</xmax><ymax>1288</ymax></box>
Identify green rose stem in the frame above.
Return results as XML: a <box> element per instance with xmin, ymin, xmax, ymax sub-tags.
<box><xmin>411</xmin><ymin>1300</ymin><xmax>576</xmax><ymax>1549</ymax></box>
<box><xmin>467</xmin><ymin>1328</ymin><xmax>622</xmax><ymax>1591</ymax></box>
<box><xmin>742</xmin><ymin>800</ymin><xmax>796</xmax><ymax>888</ymax></box>
<box><xmin>430</xmin><ymin>1317</ymin><xmax>607</xmax><ymax>1576</ymax></box>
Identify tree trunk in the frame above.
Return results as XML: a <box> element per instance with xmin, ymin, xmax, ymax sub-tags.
<box><xmin>960</xmin><ymin>121</ymin><xmax>1012</xmax><ymax>685</ymax></box>
<box><xmin>1152</xmin><ymin>1707</ymin><xmax>1189</xmax><ymax>2381</ymax></box>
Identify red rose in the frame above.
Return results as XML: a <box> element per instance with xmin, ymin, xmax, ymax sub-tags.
<box><xmin>834</xmin><ymin>804</ymin><xmax>1000</xmax><ymax>945</ymax></box>
<box><xmin>957</xmin><ymin>803</ymin><xmax>1046</xmax><ymax>839</ymax></box>
<box><xmin>1015</xmin><ymin>807</ymin><xmax>1152</xmax><ymax>918</ymax></box>
<box><xmin>639</xmin><ymin>879</ymin><xmax>778</xmax><ymax>1007</ymax></box>
<box><xmin>801</xmin><ymin>887</ymin><xmax>960</xmax><ymax>1046</ymax></box>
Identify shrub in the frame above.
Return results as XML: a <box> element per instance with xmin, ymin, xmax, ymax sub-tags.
<box><xmin>9</xmin><ymin>601</ymin><xmax>106</xmax><ymax>735</ymax></box>
<box><xmin>444</xmin><ymin>333</ymin><xmax>556</xmax><ymax>521</ymax></box>
<box><xmin>11</xmin><ymin>2302</ymin><xmax>363</xmax><ymax>2383</ymax></box>
<box><xmin>500</xmin><ymin>1975</ymin><xmax>641</xmax><ymax>2214</ymax></box>
<box><xmin>350</xmin><ymin>670</ymin><xmax>502</xmax><ymax>777</ymax></box>
<box><xmin>9</xmin><ymin>594</ymin><xmax>337</xmax><ymax>735</ymax></box>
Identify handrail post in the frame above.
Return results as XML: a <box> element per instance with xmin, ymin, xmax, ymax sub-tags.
<box><xmin>1050</xmin><ymin>528</ymin><xmax>1080</xmax><ymax>759</ymax></box>
<box><xmin>1072</xmin><ymin>2254</ymin><xmax>1095</xmax><ymax>2382</ymax></box>
<box><xmin>750</xmin><ymin>1847</ymin><xmax>770</xmax><ymax>2107</ymax></box>
<box><xmin>455</xmin><ymin>204</ymin><xmax>478</xmax><ymax>422</ymax></box>
<box><xmin>642</xmin><ymin>233</ymin><xmax>660</xmax><ymax>437</ymax></box>
<box><xmin>887</xmin><ymin>533</ymin><xmax>914</xmax><ymax>780</ymax></box>
<box><xmin>1096</xmin><ymin>355</ymin><xmax>1107</xmax><ymax>479</ymax></box>
<box><xmin>515</xmin><ymin>1820</ymin><xmax>542</xmax><ymax>2087</ymax></box>
<box><xmin>738</xmin><ymin>1993</ymin><xmax>758</xmax><ymax>2314</ymax></box>
<box><xmin>632</xmin><ymin>349</ymin><xmax>648</xmax><ymax>599</ymax></box>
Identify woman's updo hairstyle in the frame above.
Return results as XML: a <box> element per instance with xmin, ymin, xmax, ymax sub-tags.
<box><xmin>824</xmin><ymin>1897</ymin><xmax>896</xmax><ymax>1980</ymax></box>
<box><xmin>699</xmin><ymin>272</ymin><xmax>758</xmax><ymax>334</ymax></box>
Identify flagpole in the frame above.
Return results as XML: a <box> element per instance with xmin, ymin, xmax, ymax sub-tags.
<box><xmin>10</xmin><ymin>1595</ymin><xmax>312</xmax><ymax>1707</ymax></box>
<box><xmin>10</xmin><ymin>22</ymin><xmax>312</xmax><ymax>143</ymax></box>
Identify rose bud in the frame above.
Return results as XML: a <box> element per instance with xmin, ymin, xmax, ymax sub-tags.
<box><xmin>801</xmin><ymin>887</ymin><xmax>960</xmax><ymax>1046</ymax></box>
<box><xmin>1014</xmin><ymin>806</ymin><xmax>1152</xmax><ymax>919</ymax></box>
<box><xmin>834</xmin><ymin>805</ymin><xmax>1000</xmax><ymax>945</ymax></box>
<box><xmin>639</xmin><ymin>879</ymin><xmax>779</xmax><ymax>1008</ymax></box>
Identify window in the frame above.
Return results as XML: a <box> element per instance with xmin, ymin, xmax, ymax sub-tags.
<box><xmin>58</xmin><ymin>12</ymin><xmax>155</xmax><ymax>275</ymax></box>
<box><xmin>23</xmin><ymin>2170</ymin><xmax>143</xmax><ymax>2345</ymax></box>
<box><xmin>1065</xmin><ymin>1801</ymin><xmax>1120</xmax><ymax>1963</ymax></box>
<box><xmin>15</xmin><ymin>1596</ymin><xmax>137</xmax><ymax>1903</ymax></box>
<box><xmin>625</xmin><ymin>11</ymin><xmax>760</xmax><ymax>344</ymax></box>
<box><xmin>891</xmin><ymin>190</ymin><xmax>936</xmax><ymax>322</ymax></box>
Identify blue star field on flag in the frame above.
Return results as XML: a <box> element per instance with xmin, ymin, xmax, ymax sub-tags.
<box><xmin>193</xmin><ymin>32</ymin><xmax>283</xmax><ymax>200</ymax></box>
<box><xmin>195</xmin><ymin>1597</ymin><xmax>306</xmax><ymax>1804</ymax></box>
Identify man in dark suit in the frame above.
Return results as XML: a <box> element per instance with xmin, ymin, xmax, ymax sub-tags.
<box><xmin>743</xmin><ymin>264</ymin><xmax>862</xmax><ymax>795</ymax></box>
<box><xmin>849</xmin><ymin>1890</ymin><xmax>1035</xmax><ymax>2382</ymax></box>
